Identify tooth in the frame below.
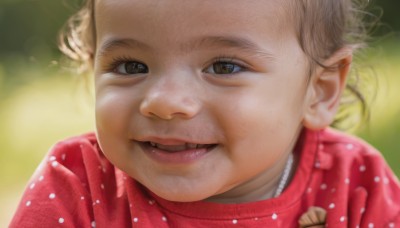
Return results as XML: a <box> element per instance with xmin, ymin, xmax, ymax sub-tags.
<box><xmin>157</xmin><ymin>144</ymin><xmax>186</xmax><ymax>151</ymax></box>
<box><xmin>197</xmin><ymin>144</ymin><xmax>209</xmax><ymax>149</ymax></box>
<box><xmin>149</xmin><ymin>142</ymin><xmax>156</xmax><ymax>147</ymax></box>
<box><xmin>186</xmin><ymin>143</ymin><xmax>197</xmax><ymax>149</ymax></box>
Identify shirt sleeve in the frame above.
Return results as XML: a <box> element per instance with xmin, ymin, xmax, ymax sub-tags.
<box><xmin>353</xmin><ymin>151</ymin><xmax>400</xmax><ymax>227</ymax></box>
<box><xmin>328</xmin><ymin>137</ymin><xmax>400</xmax><ymax>227</ymax></box>
<box><xmin>315</xmin><ymin>129</ymin><xmax>400</xmax><ymax>227</ymax></box>
<box><xmin>9</xmin><ymin>135</ymin><xmax>99</xmax><ymax>228</ymax></box>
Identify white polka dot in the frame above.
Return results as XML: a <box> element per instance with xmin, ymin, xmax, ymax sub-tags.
<box><xmin>329</xmin><ymin>203</ymin><xmax>335</xmax><ymax>209</ymax></box>
<box><xmin>384</xmin><ymin>177</ymin><xmax>390</xmax><ymax>185</ymax></box>
<box><xmin>91</xmin><ymin>221</ymin><xmax>96</xmax><ymax>227</ymax></box>
<box><xmin>61</xmin><ymin>154</ymin><xmax>66</xmax><ymax>161</ymax></box>
<box><xmin>360</xmin><ymin>165</ymin><xmax>366</xmax><ymax>172</ymax></box>
<box><xmin>318</xmin><ymin>144</ymin><xmax>324</xmax><ymax>150</ymax></box>
<box><xmin>315</xmin><ymin>161</ymin><xmax>321</xmax><ymax>168</ymax></box>
<box><xmin>30</xmin><ymin>183</ymin><xmax>35</xmax><ymax>189</ymax></box>
<box><xmin>162</xmin><ymin>216</ymin><xmax>167</xmax><ymax>222</ymax></box>
<box><xmin>254</xmin><ymin>217</ymin><xmax>259</xmax><ymax>221</ymax></box>
<box><xmin>331</xmin><ymin>188</ymin><xmax>336</xmax><ymax>193</ymax></box>
<box><xmin>345</xmin><ymin>178</ymin><xmax>350</xmax><ymax>184</ymax></box>
<box><xmin>148</xmin><ymin>200</ymin><xmax>155</xmax><ymax>205</ymax></box>
<box><xmin>26</xmin><ymin>201</ymin><xmax>31</xmax><ymax>207</ymax></box>
<box><xmin>49</xmin><ymin>193</ymin><xmax>56</xmax><ymax>199</ymax></box>
<box><xmin>389</xmin><ymin>223</ymin><xmax>395</xmax><ymax>228</ymax></box>
<box><xmin>102</xmin><ymin>168</ymin><xmax>107</xmax><ymax>173</ymax></box>
<box><xmin>51</xmin><ymin>161</ymin><xmax>58</xmax><ymax>167</ymax></box>
<box><xmin>133</xmin><ymin>217</ymin><xmax>139</xmax><ymax>223</ymax></box>
<box><xmin>361</xmin><ymin>208</ymin><xmax>365</xmax><ymax>214</ymax></box>
<box><xmin>39</xmin><ymin>175</ymin><xmax>44</xmax><ymax>181</ymax></box>
<box><xmin>59</xmin><ymin>218</ymin><xmax>64</xmax><ymax>224</ymax></box>
<box><xmin>374</xmin><ymin>176</ymin><xmax>380</xmax><ymax>183</ymax></box>
<box><xmin>307</xmin><ymin>187</ymin><xmax>312</xmax><ymax>193</ymax></box>
<box><xmin>101</xmin><ymin>184</ymin><xmax>105</xmax><ymax>189</ymax></box>
<box><xmin>346</xmin><ymin>143</ymin><xmax>354</xmax><ymax>150</ymax></box>
<box><xmin>49</xmin><ymin>156</ymin><xmax>56</xmax><ymax>161</ymax></box>
<box><xmin>93</xmin><ymin>200</ymin><xmax>100</xmax><ymax>206</ymax></box>
<box><xmin>320</xmin><ymin>183</ymin><xmax>327</xmax><ymax>190</ymax></box>
<box><xmin>368</xmin><ymin>223</ymin><xmax>374</xmax><ymax>228</ymax></box>
<box><xmin>232</xmin><ymin>219</ymin><xmax>238</xmax><ymax>224</ymax></box>
<box><xmin>272</xmin><ymin>213</ymin><xmax>278</xmax><ymax>220</ymax></box>
<box><xmin>340</xmin><ymin>216</ymin><xmax>346</xmax><ymax>222</ymax></box>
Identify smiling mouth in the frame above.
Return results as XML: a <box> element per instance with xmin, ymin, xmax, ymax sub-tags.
<box><xmin>145</xmin><ymin>142</ymin><xmax>217</xmax><ymax>152</ymax></box>
<box><xmin>138</xmin><ymin>141</ymin><xmax>217</xmax><ymax>164</ymax></box>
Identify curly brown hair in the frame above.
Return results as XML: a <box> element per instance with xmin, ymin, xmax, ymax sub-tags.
<box><xmin>59</xmin><ymin>0</ymin><xmax>376</xmax><ymax>130</ymax></box>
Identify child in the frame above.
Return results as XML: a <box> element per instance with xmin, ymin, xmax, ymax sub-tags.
<box><xmin>10</xmin><ymin>0</ymin><xmax>400</xmax><ymax>227</ymax></box>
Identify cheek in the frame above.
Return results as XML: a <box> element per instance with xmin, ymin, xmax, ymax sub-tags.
<box><xmin>95</xmin><ymin>87</ymin><xmax>142</xmax><ymax>172</ymax></box>
<box><xmin>220</xmin><ymin>86</ymin><xmax>304</xmax><ymax>130</ymax></box>
<box><xmin>95</xmin><ymin>87</ymin><xmax>136</xmax><ymax>136</ymax></box>
<box><xmin>215</xmin><ymin>84</ymin><xmax>305</xmax><ymax>154</ymax></box>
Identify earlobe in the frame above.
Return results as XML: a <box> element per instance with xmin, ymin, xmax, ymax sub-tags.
<box><xmin>303</xmin><ymin>47</ymin><xmax>353</xmax><ymax>130</ymax></box>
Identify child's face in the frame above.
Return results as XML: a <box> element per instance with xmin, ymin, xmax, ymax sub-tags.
<box><xmin>94</xmin><ymin>0</ymin><xmax>311</xmax><ymax>203</ymax></box>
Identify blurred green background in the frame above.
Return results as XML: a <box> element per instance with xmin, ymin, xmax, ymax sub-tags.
<box><xmin>1</xmin><ymin>0</ymin><xmax>399</xmax><ymax>226</ymax></box>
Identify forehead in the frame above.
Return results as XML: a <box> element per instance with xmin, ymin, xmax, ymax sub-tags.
<box><xmin>95</xmin><ymin>0</ymin><xmax>289</xmax><ymax>19</ymax></box>
<box><xmin>95</xmin><ymin>0</ymin><xmax>289</xmax><ymax>16</ymax></box>
<box><xmin>95</xmin><ymin>1</ymin><xmax>292</xmax><ymax>35</ymax></box>
<box><xmin>93</xmin><ymin>0</ymin><xmax>298</xmax><ymax>58</ymax></box>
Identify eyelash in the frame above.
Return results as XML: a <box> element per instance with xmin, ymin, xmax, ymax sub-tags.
<box><xmin>104</xmin><ymin>55</ymin><xmax>249</xmax><ymax>75</ymax></box>
<box><xmin>211</xmin><ymin>56</ymin><xmax>241</xmax><ymax>65</ymax></box>
<box><xmin>205</xmin><ymin>56</ymin><xmax>248</xmax><ymax>74</ymax></box>
<box><xmin>105</xmin><ymin>56</ymin><xmax>143</xmax><ymax>73</ymax></box>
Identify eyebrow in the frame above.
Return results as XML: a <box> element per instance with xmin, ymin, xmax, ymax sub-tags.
<box><xmin>97</xmin><ymin>38</ymin><xmax>152</xmax><ymax>57</ymax></box>
<box><xmin>187</xmin><ymin>36</ymin><xmax>276</xmax><ymax>60</ymax></box>
<box><xmin>97</xmin><ymin>36</ymin><xmax>275</xmax><ymax>60</ymax></box>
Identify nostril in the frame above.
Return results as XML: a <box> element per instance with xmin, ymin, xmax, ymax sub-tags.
<box><xmin>147</xmin><ymin>111</ymin><xmax>174</xmax><ymax>120</ymax></box>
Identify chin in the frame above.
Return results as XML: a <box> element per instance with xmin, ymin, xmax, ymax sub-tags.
<box><xmin>148</xmin><ymin>184</ymin><xmax>215</xmax><ymax>203</ymax></box>
<box><xmin>158</xmin><ymin>190</ymin><xmax>210</xmax><ymax>202</ymax></box>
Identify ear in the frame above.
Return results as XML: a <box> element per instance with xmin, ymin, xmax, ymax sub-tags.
<box><xmin>302</xmin><ymin>47</ymin><xmax>353</xmax><ymax>130</ymax></box>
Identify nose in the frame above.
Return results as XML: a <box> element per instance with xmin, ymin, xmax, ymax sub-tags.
<box><xmin>139</xmin><ymin>75</ymin><xmax>201</xmax><ymax>120</ymax></box>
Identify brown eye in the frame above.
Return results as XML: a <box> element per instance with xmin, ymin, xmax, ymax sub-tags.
<box><xmin>116</xmin><ymin>61</ymin><xmax>148</xmax><ymax>74</ymax></box>
<box><xmin>205</xmin><ymin>61</ymin><xmax>243</xmax><ymax>74</ymax></box>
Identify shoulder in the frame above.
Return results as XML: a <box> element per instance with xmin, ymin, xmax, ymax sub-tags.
<box><xmin>312</xmin><ymin>128</ymin><xmax>400</xmax><ymax>226</ymax></box>
<box><xmin>9</xmin><ymin>133</ymin><xmax>130</xmax><ymax>227</ymax></box>
<box><xmin>315</xmin><ymin>127</ymin><xmax>399</xmax><ymax>186</ymax></box>
<box><xmin>318</xmin><ymin>128</ymin><xmax>386</xmax><ymax>163</ymax></box>
<box><xmin>48</xmin><ymin>132</ymin><xmax>99</xmax><ymax>160</ymax></box>
<box><xmin>36</xmin><ymin>132</ymin><xmax>107</xmax><ymax>183</ymax></box>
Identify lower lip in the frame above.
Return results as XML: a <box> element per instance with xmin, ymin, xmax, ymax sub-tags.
<box><xmin>139</xmin><ymin>142</ymin><xmax>214</xmax><ymax>164</ymax></box>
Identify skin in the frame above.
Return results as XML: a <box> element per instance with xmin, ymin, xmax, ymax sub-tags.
<box><xmin>93</xmin><ymin>0</ymin><xmax>352</xmax><ymax>203</ymax></box>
